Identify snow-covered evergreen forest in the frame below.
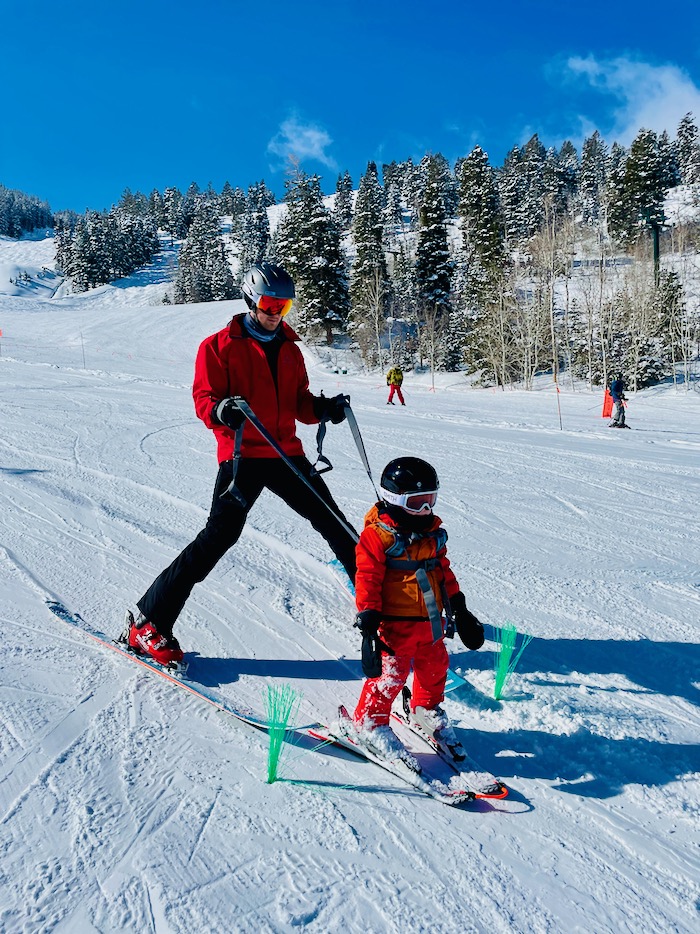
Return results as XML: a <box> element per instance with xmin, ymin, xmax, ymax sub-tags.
<box><xmin>7</xmin><ymin>114</ymin><xmax>700</xmax><ymax>391</ymax></box>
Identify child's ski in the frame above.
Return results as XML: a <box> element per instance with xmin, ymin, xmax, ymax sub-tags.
<box><xmin>310</xmin><ymin>706</ymin><xmax>504</xmax><ymax>806</ymax></box>
<box><xmin>390</xmin><ymin>689</ymin><xmax>507</xmax><ymax>799</ymax></box>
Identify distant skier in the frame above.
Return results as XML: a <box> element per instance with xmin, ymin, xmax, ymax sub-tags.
<box><xmin>386</xmin><ymin>365</ymin><xmax>405</xmax><ymax>405</ymax></box>
<box><xmin>124</xmin><ymin>262</ymin><xmax>358</xmax><ymax>669</ymax></box>
<box><xmin>609</xmin><ymin>373</ymin><xmax>629</xmax><ymax>428</ymax></box>
<box><xmin>348</xmin><ymin>457</ymin><xmax>485</xmax><ymax>765</ymax></box>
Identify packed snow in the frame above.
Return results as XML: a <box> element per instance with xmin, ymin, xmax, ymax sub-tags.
<box><xmin>0</xmin><ymin>235</ymin><xmax>699</xmax><ymax>933</ymax></box>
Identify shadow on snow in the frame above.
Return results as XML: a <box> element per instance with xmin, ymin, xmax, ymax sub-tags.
<box><xmin>449</xmin><ymin>631</ymin><xmax>700</xmax><ymax>798</ymax></box>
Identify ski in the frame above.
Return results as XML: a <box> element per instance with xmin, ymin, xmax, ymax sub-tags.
<box><xmin>309</xmin><ymin>706</ymin><xmax>502</xmax><ymax>806</ymax></box>
<box><xmin>391</xmin><ymin>687</ymin><xmax>507</xmax><ymax>799</ymax></box>
<box><xmin>45</xmin><ymin>600</ymin><xmax>277</xmax><ymax>733</ymax></box>
<box><xmin>45</xmin><ymin>599</ymin><xmax>505</xmax><ymax>804</ymax></box>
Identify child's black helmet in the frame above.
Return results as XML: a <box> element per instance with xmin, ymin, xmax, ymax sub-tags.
<box><xmin>380</xmin><ymin>457</ymin><xmax>439</xmax><ymax>515</ymax></box>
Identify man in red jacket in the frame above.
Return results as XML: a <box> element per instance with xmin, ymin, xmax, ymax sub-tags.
<box><xmin>124</xmin><ymin>262</ymin><xmax>357</xmax><ymax>670</ymax></box>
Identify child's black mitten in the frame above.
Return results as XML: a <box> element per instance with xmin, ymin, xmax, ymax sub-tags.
<box><xmin>450</xmin><ymin>592</ymin><xmax>485</xmax><ymax>650</ymax></box>
<box><xmin>354</xmin><ymin>610</ymin><xmax>393</xmax><ymax>678</ymax></box>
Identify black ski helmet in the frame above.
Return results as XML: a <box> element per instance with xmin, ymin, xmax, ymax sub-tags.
<box><xmin>380</xmin><ymin>457</ymin><xmax>438</xmax><ymax>497</ymax></box>
<box><xmin>241</xmin><ymin>262</ymin><xmax>295</xmax><ymax>310</ymax></box>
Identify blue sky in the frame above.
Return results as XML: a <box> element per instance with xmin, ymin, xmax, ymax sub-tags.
<box><xmin>3</xmin><ymin>0</ymin><xmax>700</xmax><ymax>213</ymax></box>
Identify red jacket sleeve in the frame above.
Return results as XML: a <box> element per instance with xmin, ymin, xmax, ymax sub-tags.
<box><xmin>293</xmin><ymin>350</ymin><xmax>319</xmax><ymax>425</ymax></box>
<box><xmin>193</xmin><ymin>332</ymin><xmax>230</xmax><ymax>429</ymax></box>
<box><xmin>355</xmin><ymin>526</ymin><xmax>388</xmax><ymax>614</ymax></box>
<box><xmin>438</xmin><ymin>547</ymin><xmax>460</xmax><ymax>600</ymax></box>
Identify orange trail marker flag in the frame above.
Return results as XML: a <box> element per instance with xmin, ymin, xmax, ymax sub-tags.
<box><xmin>602</xmin><ymin>389</ymin><xmax>613</xmax><ymax>418</ymax></box>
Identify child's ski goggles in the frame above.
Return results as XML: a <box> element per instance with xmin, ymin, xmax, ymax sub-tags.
<box><xmin>255</xmin><ymin>294</ymin><xmax>293</xmax><ymax>317</ymax></box>
<box><xmin>380</xmin><ymin>487</ymin><xmax>438</xmax><ymax>514</ymax></box>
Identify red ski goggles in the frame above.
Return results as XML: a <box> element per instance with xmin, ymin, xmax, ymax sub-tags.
<box><xmin>380</xmin><ymin>487</ymin><xmax>439</xmax><ymax>515</ymax></box>
<box><xmin>255</xmin><ymin>294</ymin><xmax>293</xmax><ymax>317</ymax></box>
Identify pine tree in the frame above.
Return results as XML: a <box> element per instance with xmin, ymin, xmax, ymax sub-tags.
<box><xmin>382</xmin><ymin>177</ymin><xmax>404</xmax><ymax>245</ymax></box>
<box><xmin>580</xmin><ymin>131</ymin><xmax>608</xmax><ymax>227</ymax></box>
<box><xmin>498</xmin><ymin>145</ymin><xmax>525</xmax><ymax>243</ymax></box>
<box><xmin>415</xmin><ymin>155</ymin><xmax>452</xmax><ymax>314</ymax></box>
<box><xmin>658</xmin><ymin>130</ymin><xmax>681</xmax><ymax>190</ymax></box>
<box><xmin>275</xmin><ymin>169</ymin><xmax>348</xmax><ymax>338</ymax></box>
<box><xmin>401</xmin><ymin>158</ymin><xmax>422</xmax><ymax>230</ymax></box>
<box><xmin>422</xmin><ymin>152</ymin><xmax>458</xmax><ymax>218</ymax></box>
<box><xmin>605</xmin><ymin>142</ymin><xmax>631</xmax><ymax>245</ymax></box>
<box><xmin>148</xmin><ymin>189</ymin><xmax>166</xmax><ymax>228</ymax></box>
<box><xmin>333</xmin><ymin>171</ymin><xmax>354</xmax><ymax>233</ymax></box>
<box><xmin>457</xmin><ymin>145</ymin><xmax>505</xmax><ymax>278</ymax></box>
<box><xmin>181</xmin><ymin>182</ymin><xmax>201</xmax><ymax>232</ymax></box>
<box><xmin>163</xmin><ymin>187</ymin><xmax>185</xmax><ymax>238</ymax></box>
<box><xmin>622</xmin><ymin>129</ymin><xmax>667</xmax><ymax>241</ymax></box>
<box><xmin>174</xmin><ymin>200</ymin><xmax>234</xmax><ymax>303</ymax></box>
<box><xmin>676</xmin><ymin>113</ymin><xmax>700</xmax><ymax>185</ymax></box>
<box><xmin>349</xmin><ymin>161</ymin><xmax>388</xmax><ymax>348</ymax></box>
<box><xmin>238</xmin><ymin>181</ymin><xmax>271</xmax><ymax>274</ymax></box>
<box><xmin>517</xmin><ymin>135</ymin><xmax>548</xmax><ymax>239</ymax></box>
<box><xmin>54</xmin><ymin>216</ymin><xmax>76</xmax><ymax>276</ymax></box>
<box><xmin>553</xmin><ymin>140</ymin><xmax>579</xmax><ymax>217</ymax></box>
<box><xmin>413</xmin><ymin>155</ymin><xmax>453</xmax><ymax>371</ymax></box>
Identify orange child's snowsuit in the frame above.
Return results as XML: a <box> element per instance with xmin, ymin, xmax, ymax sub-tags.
<box><xmin>353</xmin><ymin>503</ymin><xmax>460</xmax><ymax>727</ymax></box>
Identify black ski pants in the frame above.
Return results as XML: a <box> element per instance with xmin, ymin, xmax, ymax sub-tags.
<box><xmin>137</xmin><ymin>456</ymin><xmax>358</xmax><ymax>634</ymax></box>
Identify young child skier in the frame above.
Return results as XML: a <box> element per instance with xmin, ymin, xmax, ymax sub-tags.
<box><xmin>348</xmin><ymin>456</ymin><xmax>485</xmax><ymax>768</ymax></box>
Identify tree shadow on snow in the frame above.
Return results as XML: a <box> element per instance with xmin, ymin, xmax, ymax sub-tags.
<box><xmin>461</xmin><ymin>725</ymin><xmax>700</xmax><ymax>799</ymax></box>
<box><xmin>453</xmin><ymin>629</ymin><xmax>700</xmax><ymax>707</ymax></box>
<box><xmin>449</xmin><ymin>631</ymin><xmax>700</xmax><ymax>796</ymax></box>
<box><xmin>186</xmin><ymin>653</ymin><xmax>362</xmax><ymax>688</ymax></box>
<box><xmin>0</xmin><ymin>467</ymin><xmax>49</xmax><ymax>475</ymax></box>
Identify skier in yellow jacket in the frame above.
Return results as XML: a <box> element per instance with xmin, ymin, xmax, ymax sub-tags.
<box><xmin>386</xmin><ymin>365</ymin><xmax>405</xmax><ymax>405</ymax></box>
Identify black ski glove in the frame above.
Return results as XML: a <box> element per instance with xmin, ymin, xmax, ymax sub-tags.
<box><xmin>213</xmin><ymin>397</ymin><xmax>245</xmax><ymax>431</ymax></box>
<box><xmin>313</xmin><ymin>393</ymin><xmax>350</xmax><ymax>424</ymax></box>
<box><xmin>354</xmin><ymin>609</ymin><xmax>393</xmax><ymax>678</ymax></box>
<box><xmin>450</xmin><ymin>592</ymin><xmax>485</xmax><ymax>650</ymax></box>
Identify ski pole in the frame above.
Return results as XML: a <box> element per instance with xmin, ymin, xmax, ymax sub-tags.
<box><xmin>343</xmin><ymin>405</ymin><xmax>380</xmax><ymax>500</ymax></box>
<box><xmin>233</xmin><ymin>398</ymin><xmax>360</xmax><ymax>543</ymax></box>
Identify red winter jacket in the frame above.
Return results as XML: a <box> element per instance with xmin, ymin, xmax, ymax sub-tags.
<box><xmin>355</xmin><ymin>504</ymin><xmax>460</xmax><ymax>623</ymax></box>
<box><xmin>192</xmin><ymin>314</ymin><xmax>319</xmax><ymax>462</ymax></box>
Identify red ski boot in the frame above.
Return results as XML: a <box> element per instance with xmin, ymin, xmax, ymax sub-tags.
<box><xmin>123</xmin><ymin>610</ymin><xmax>186</xmax><ymax>673</ymax></box>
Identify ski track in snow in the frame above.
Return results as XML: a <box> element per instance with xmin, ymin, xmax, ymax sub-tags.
<box><xmin>0</xmin><ymin>239</ymin><xmax>699</xmax><ymax>933</ymax></box>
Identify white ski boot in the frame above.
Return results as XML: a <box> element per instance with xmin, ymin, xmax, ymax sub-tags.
<box><xmin>346</xmin><ymin>716</ymin><xmax>421</xmax><ymax>774</ymax></box>
<box><xmin>411</xmin><ymin>705</ymin><xmax>466</xmax><ymax>762</ymax></box>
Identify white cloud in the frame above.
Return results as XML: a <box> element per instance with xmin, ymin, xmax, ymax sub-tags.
<box><xmin>267</xmin><ymin>117</ymin><xmax>338</xmax><ymax>171</ymax></box>
<box><xmin>565</xmin><ymin>55</ymin><xmax>700</xmax><ymax>143</ymax></box>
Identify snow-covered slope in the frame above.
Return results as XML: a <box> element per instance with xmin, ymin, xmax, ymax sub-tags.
<box><xmin>0</xmin><ymin>236</ymin><xmax>699</xmax><ymax>933</ymax></box>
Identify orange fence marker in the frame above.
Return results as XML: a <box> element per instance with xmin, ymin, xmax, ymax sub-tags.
<box><xmin>602</xmin><ymin>389</ymin><xmax>613</xmax><ymax>418</ymax></box>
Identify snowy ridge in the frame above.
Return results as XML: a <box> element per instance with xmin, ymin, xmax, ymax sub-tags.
<box><xmin>0</xmin><ymin>234</ymin><xmax>699</xmax><ymax>932</ymax></box>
